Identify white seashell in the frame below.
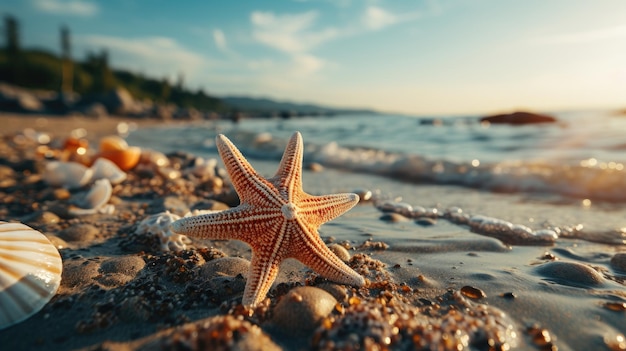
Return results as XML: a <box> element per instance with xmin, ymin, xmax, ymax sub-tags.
<box><xmin>136</xmin><ymin>211</ymin><xmax>191</xmax><ymax>252</ymax></box>
<box><xmin>90</xmin><ymin>158</ymin><xmax>127</xmax><ymax>185</ymax></box>
<box><xmin>42</xmin><ymin>161</ymin><xmax>93</xmax><ymax>189</ymax></box>
<box><xmin>68</xmin><ymin>178</ymin><xmax>113</xmax><ymax>216</ymax></box>
<box><xmin>0</xmin><ymin>221</ymin><xmax>63</xmax><ymax>330</ymax></box>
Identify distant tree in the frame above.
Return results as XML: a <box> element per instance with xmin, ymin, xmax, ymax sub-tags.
<box><xmin>160</xmin><ymin>78</ymin><xmax>171</xmax><ymax>101</ymax></box>
<box><xmin>4</xmin><ymin>15</ymin><xmax>20</xmax><ymax>54</ymax></box>
<box><xmin>85</xmin><ymin>49</ymin><xmax>115</xmax><ymax>92</ymax></box>
<box><xmin>60</xmin><ymin>25</ymin><xmax>73</xmax><ymax>94</ymax></box>
<box><xmin>2</xmin><ymin>15</ymin><xmax>23</xmax><ymax>84</ymax></box>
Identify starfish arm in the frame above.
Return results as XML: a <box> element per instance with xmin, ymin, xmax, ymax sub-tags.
<box><xmin>299</xmin><ymin>193</ymin><xmax>360</xmax><ymax>226</ymax></box>
<box><xmin>170</xmin><ymin>206</ymin><xmax>279</xmax><ymax>240</ymax></box>
<box><xmin>272</xmin><ymin>132</ymin><xmax>304</xmax><ymax>199</ymax></box>
<box><xmin>242</xmin><ymin>247</ymin><xmax>283</xmax><ymax>307</ymax></box>
<box><xmin>216</xmin><ymin>134</ymin><xmax>283</xmax><ymax>208</ymax></box>
<box><xmin>292</xmin><ymin>227</ymin><xmax>365</xmax><ymax>287</ymax></box>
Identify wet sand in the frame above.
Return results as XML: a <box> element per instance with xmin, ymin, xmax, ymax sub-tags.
<box><xmin>1</xmin><ymin>113</ymin><xmax>625</xmax><ymax>351</ymax></box>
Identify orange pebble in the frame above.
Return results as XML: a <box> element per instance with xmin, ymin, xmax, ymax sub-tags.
<box><xmin>97</xmin><ymin>146</ymin><xmax>141</xmax><ymax>171</ymax></box>
<box><xmin>99</xmin><ymin>135</ymin><xmax>129</xmax><ymax>152</ymax></box>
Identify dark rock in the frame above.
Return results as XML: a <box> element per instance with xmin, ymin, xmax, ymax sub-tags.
<box><xmin>480</xmin><ymin>111</ymin><xmax>557</xmax><ymax>125</ymax></box>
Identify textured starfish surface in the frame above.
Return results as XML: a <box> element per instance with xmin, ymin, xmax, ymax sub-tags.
<box><xmin>171</xmin><ymin>131</ymin><xmax>365</xmax><ymax>306</ymax></box>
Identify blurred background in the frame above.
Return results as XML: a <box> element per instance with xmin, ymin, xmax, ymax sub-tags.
<box><xmin>1</xmin><ymin>0</ymin><xmax>625</xmax><ymax>118</ymax></box>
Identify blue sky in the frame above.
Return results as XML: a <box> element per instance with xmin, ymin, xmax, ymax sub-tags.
<box><xmin>2</xmin><ymin>0</ymin><xmax>626</xmax><ymax>115</ymax></box>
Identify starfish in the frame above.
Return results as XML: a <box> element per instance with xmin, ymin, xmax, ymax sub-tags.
<box><xmin>171</xmin><ymin>131</ymin><xmax>365</xmax><ymax>306</ymax></box>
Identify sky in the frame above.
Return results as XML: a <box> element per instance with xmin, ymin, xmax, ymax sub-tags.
<box><xmin>2</xmin><ymin>0</ymin><xmax>626</xmax><ymax>115</ymax></box>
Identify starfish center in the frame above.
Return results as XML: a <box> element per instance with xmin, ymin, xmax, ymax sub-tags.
<box><xmin>281</xmin><ymin>203</ymin><xmax>299</xmax><ymax>220</ymax></box>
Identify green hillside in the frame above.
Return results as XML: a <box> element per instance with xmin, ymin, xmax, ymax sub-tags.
<box><xmin>0</xmin><ymin>48</ymin><xmax>225</xmax><ymax>112</ymax></box>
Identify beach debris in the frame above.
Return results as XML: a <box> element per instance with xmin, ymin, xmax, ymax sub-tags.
<box><xmin>136</xmin><ymin>211</ymin><xmax>191</xmax><ymax>252</ymax></box>
<box><xmin>68</xmin><ymin>178</ymin><xmax>114</xmax><ymax>216</ymax></box>
<box><xmin>42</xmin><ymin>160</ymin><xmax>93</xmax><ymax>189</ymax></box>
<box><xmin>90</xmin><ymin>157</ymin><xmax>127</xmax><ymax>185</ymax></box>
<box><xmin>96</xmin><ymin>135</ymin><xmax>141</xmax><ymax>171</ymax></box>
<box><xmin>0</xmin><ymin>221</ymin><xmax>63</xmax><ymax>330</ymax></box>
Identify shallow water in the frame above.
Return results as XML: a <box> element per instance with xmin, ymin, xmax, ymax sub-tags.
<box><xmin>127</xmin><ymin>114</ymin><xmax>626</xmax><ymax>350</ymax></box>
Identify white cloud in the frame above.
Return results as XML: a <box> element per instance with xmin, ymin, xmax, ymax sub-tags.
<box><xmin>251</xmin><ymin>11</ymin><xmax>337</xmax><ymax>54</ymax></box>
<box><xmin>532</xmin><ymin>25</ymin><xmax>626</xmax><ymax>45</ymax></box>
<box><xmin>362</xmin><ymin>6</ymin><xmax>397</xmax><ymax>30</ymax></box>
<box><xmin>32</xmin><ymin>0</ymin><xmax>98</xmax><ymax>16</ymax></box>
<box><xmin>213</xmin><ymin>29</ymin><xmax>228</xmax><ymax>52</ymax></box>
<box><xmin>76</xmin><ymin>35</ymin><xmax>207</xmax><ymax>85</ymax></box>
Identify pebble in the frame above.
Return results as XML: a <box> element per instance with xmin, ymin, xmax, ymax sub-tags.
<box><xmin>272</xmin><ymin>286</ymin><xmax>337</xmax><ymax>334</ymax></box>
<box><xmin>23</xmin><ymin>210</ymin><xmax>60</xmax><ymax>226</ymax></box>
<box><xmin>379</xmin><ymin>213</ymin><xmax>410</xmax><ymax>223</ymax></box>
<box><xmin>415</xmin><ymin>217</ymin><xmax>437</xmax><ymax>226</ymax></box>
<box><xmin>460</xmin><ymin>285</ymin><xmax>487</xmax><ymax>299</ymax></box>
<box><xmin>57</xmin><ymin>223</ymin><xmax>98</xmax><ymax>242</ymax></box>
<box><xmin>610</xmin><ymin>253</ymin><xmax>626</xmax><ymax>273</ymax></box>
<box><xmin>197</xmin><ymin>257</ymin><xmax>250</xmax><ymax>278</ymax></box>
<box><xmin>316</xmin><ymin>282</ymin><xmax>348</xmax><ymax>302</ymax></box>
<box><xmin>535</xmin><ymin>261</ymin><xmax>605</xmax><ymax>288</ymax></box>
<box><xmin>328</xmin><ymin>243</ymin><xmax>351</xmax><ymax>262</ymax></box>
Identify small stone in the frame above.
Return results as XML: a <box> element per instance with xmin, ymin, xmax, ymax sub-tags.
<box><xmin>306</xmin><ymin>162</ymin><xmax>324</xmax><ymax>172</ymax></box>
<box><xmin>501</xmin><ymin>292</ymin><xmax>517</xmax><ymax>299</ymax></box>
<box><xmin>610</xmin><ymin>253</ymin><xmax>626</xmax><ymax>273</ymax></box>
<box><xmin>327</xmin><ymin>243</ymin><xmax>351</xmax><ymax>262</ymax></box>
<box><xmin>23</xmin><ymin>210</ymin><xmax>60</xmax><ymax>226</ymax></box>
<box><xmin>380</xmin><ymin>213</ymin><xmax>409</xmax><ymax>223</ymax></box>
<box><xmin>316</xmin><ymin>282</ymin><xmax>348</xmax><ymax>302</ymax></box>
<box><xmin>272</xmin><ymin>286</ymin><xmax>337</xmax><ymax>335</ymax></box>
<box><xmin>57</xmin><ymin>223</ymin><xmax>98</xmax><ymax>242</ymax></box>
<box><xmin>415</xmin><ymin>217</ymin><xmax>437</xmax><ymax>226</ymax></box>
<box><xmin>536</xmin><ymin>261</ymin><xmax>605</xmax><ymax>288</ymax></box>
<box><xmin>197</xmin><ymin>257</ymin><xmax>250</xmax><ymax>279</ymax></box>
<box><xmin>460</xmin><ymin>285</ymin><xmax>487</xmax><ymax>299</ymax></box>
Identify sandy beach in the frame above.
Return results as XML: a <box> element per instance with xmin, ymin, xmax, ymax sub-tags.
<box><xmin>1</xmin><ymin>113</ymin><xmax>625</xmax><ymax>351</ymax></box>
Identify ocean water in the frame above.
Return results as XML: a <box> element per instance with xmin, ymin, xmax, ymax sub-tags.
<box><xmin>129</xmin><ymin>110</ymin><xmax>626</xmax><ymax>202</ymax></box>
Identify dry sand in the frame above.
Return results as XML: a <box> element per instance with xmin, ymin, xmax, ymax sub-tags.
<box><xmin>1</xmin><ymin>112</ymin><xmax>625</xmax><ymax>351</ymax></box>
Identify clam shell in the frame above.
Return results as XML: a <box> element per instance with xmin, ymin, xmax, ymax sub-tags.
<box><xmin>69</xmin><ymin>178</ymin><xmax>113</xmax><ymax>216</ymax></box>
<box><xmin>0</xmin><ymin>221</ymin><xmax>63</xmax><ymax>330</ymax></box>
<box><xmin>42</xmin><ymin>161</ymin><xmax>93</xmax><ymax>189</ymax></box>
<box><xmin>91</xmin><ymin>157</ymin><xmax>127</xmax><ymax>185</ymax></box>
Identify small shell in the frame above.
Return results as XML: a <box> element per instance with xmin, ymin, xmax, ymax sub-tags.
<box><xmin>90</xmin><ymin>157</ymin><xmax>127</xmax><ymax>185</ymax></box>
<box><xmin>42</xmin><ymin>161</ymin><xmax>93</xmax><ymax>189</ymax></box>
<box><xmin>136</xmin><ymin>211</ymin><xmax>191</xmax><ymax>252</ymax></box>
<box><xmin>69</xmin><ymin>178</ymin><xmax>113</xmax><ymax>216</ymax></box>
<box><xmin>0</xmin><ymin>221</ymin><xmax>63</xmax><ymax>330</ymax></box>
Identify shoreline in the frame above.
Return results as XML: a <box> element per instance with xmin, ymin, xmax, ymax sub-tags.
<box><xmin>1</xmin><ymin>113</ymin><xmax>625</xmax><ymax>351</ymax></box>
